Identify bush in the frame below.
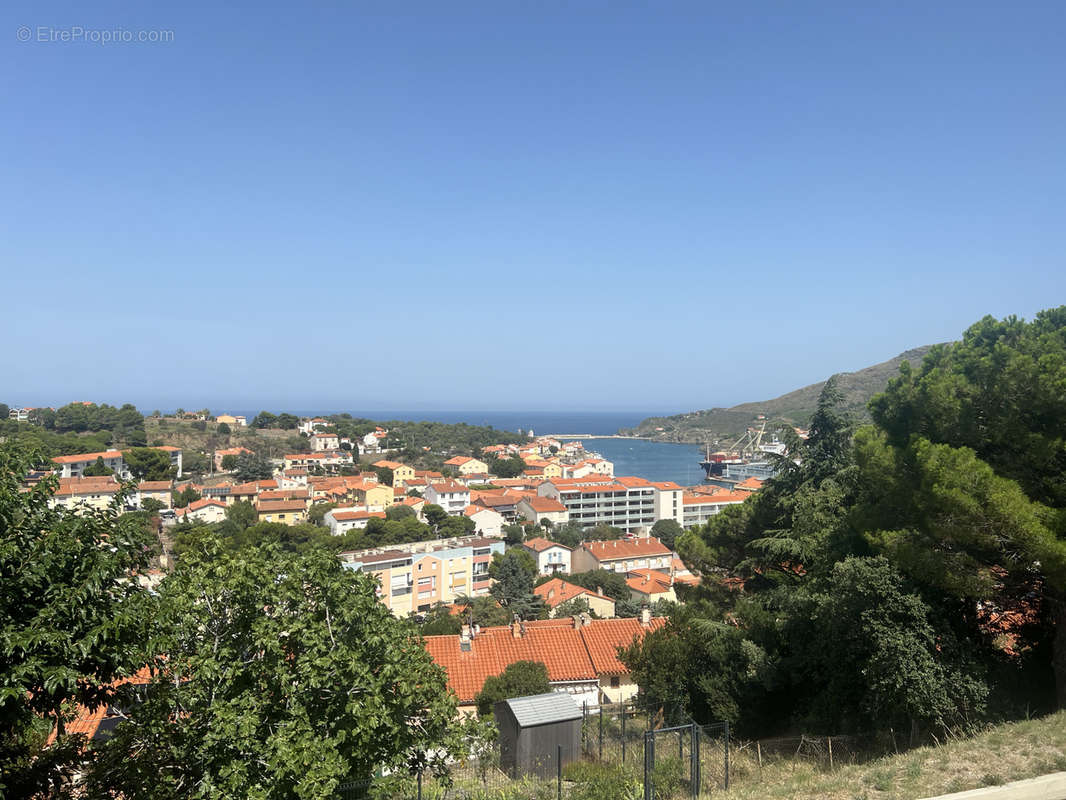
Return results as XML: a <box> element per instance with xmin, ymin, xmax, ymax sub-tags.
<box><xmin>565</xmin><ymin>761</ymin><xmax>641</xmax><ymax>800</ymax></box>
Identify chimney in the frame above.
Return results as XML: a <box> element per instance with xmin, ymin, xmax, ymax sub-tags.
<box><xmin>597</xmin><ymin>586</ymin><xmax>603</xmax><ymax>597</ymax></box>
<box><xmin>548</xmin><ymin>588</ymin><xmax>555</xmax><ymax>600</ymax></box>
<box><xmin>511</xmin><ymin>614</ymin><xmax>522</xmax><ymax>639</ymax></box>
<box><xmin>460</xmin><ymin>624</ymin><xmax>471</xmax><ymax>651</ymax></box>
<box><xmin>640</xmin><ymin>604</ymin><xmax>652</xmax><ymax>627</ymax></box>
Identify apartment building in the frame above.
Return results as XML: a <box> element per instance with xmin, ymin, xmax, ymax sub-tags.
<box><xmin>538</xmin><ymin>476</ymin><xmax>659</xmax><ymax>533</ymax></box>
<box><xmin>339</xmin><ymin>536</ymin><xmax>505</xmax><ymax>616</ymax></box>
<box><xmin>681</xmin><ymin>490</ymin><xmax>748</xmax><ymax>527</ymax></box>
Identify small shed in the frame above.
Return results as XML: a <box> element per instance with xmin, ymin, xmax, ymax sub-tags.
<box><xmin>494</xmin><ymin>692</ymin><xmax>582</xmax><ymax>778</ymax></box>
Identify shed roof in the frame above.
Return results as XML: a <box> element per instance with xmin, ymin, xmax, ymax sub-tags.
<box><xmin>503</xmin><ymin>692</ymin><xmax>582</xmax><ymax>727</ymax></box>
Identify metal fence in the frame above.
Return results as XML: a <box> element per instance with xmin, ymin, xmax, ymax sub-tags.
<box><xmin>335</xmin><ymin>704</ymin><xmax>735</xmax><ymax>799</ymax></box>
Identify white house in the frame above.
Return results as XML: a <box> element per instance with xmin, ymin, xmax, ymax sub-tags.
<box><xmin>310</xmin><ymin>432</ymin><xmax>340</xmax><ymax>452</ymax></box>
<box><xmin>324</xmin><ymin>507</ymin><xmax>386</xmax><ymax>536</ymax></box>
<box><xmin>423</xmin><ymin>481</ymin><xmax>471</xmax><ymax>516</ymax></box>
<box><xmin>463</xmin><ymin>505</ymin><xmax>505</xmax><ymax>538</ymax></box>
<box><xmin>520</xmin><ymin>537</ymin><xmax>573</xmax><ymax>575</ymax></box>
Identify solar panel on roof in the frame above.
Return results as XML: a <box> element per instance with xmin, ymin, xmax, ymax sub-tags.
<box><xmin>504</xmin><ymin>692</ymin><xmax>582</xmax><ymax>727</ymax></box>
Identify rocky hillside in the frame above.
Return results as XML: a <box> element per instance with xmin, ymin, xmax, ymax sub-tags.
<box><xmin>623</xmin><ymin>345</ymin><xmax>939</xmax><ymax>444</ymax></box>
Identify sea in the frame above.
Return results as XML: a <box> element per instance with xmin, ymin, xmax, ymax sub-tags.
<box><xmin>236</xmin><ymin>409</ymin><xmax>706</xmax><ymax>487</ymax></box>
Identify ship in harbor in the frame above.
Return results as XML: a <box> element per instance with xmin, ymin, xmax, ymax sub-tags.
<box><xmin>698</xmin><ymin>420</ymin><xmax>790</xmax><ymax>485</ymax></box>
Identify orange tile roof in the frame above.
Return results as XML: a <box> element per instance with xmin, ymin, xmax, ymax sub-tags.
<box><xmin>534</xmin><ymin>577</ymin><xmax>596</xmax><ymax>607</ymax></box>
<box><xmin>138</xmin><ymin>480</ymin><xmax>173</xmax><ymax>491</ymax></box>
<box><xmin>331</xmin><ymin>509</ymin><xmax>386</xmax><ymax>522</ymax></box>
<box><xmin>625</xmin><ymin>569</ymin><xmax>674</xmax><ymax>596</ymax></box>
<box><xmin>522</xmin><ymin>496</ymin><xmax>567</xmax><ymax>513</ymax></box>
<box><xmin>52</xmin><ymin>449</ymin><xmax>124</xmax><ymax>464</ymax></box>
<box><xmin>430</xmin><ymin>481</ymin><xmax>469</xmax><ymax>494</ymax></box>
<box><xmin>423</xmin><ymin>617</ymin><xmax>664</xmax><ymax>701</ymax></box>
<box><xmin>523</xmin><ymin>536</ymin><xmax>571</xmax><ymax>553</ymax></box>
<box><xmin>445</xmin><ymin>456</ymin><xmax>476</xmax><ymax>466</ymax></box>
<box><xmin>256</xmin><ymin>499</ymin><xmax>307</xmax><ymax>513</ymax></box>
<box><xmin>582</xmin><ymin>537</ymin><xmax>672</xmax><ymax>562</ymax></box>
<box><xmin>683</xmin><ymin>491</ymin><xmax>748</xmax><ymax>505</ymax></box>
<box><xmin>581</xmin><ymin>617</ymin><xmax>666</xmax><ymax>676</ymax></box>
<box><xmin>423</xmin><ymin>625</ymin><xmax>595</xmax><ymax>703</ymax></box>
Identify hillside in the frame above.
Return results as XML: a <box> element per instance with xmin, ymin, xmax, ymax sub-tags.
<box><xmin>623</xmin><ymin>345</ymin><xmax>939</xmax><ymax>444</ymax></box>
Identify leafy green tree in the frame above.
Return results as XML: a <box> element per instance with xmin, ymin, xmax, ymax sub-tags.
<box><xmin>486</xmin><ymin>456</ymin><xmax>526</xmax><ymax>479</ymax></box>
<box><xmin>223</xmin><ymin>499</ymin><xmax>258</xmax><ymax>531</ymax></box>
<box><xmin>453</xmin><ymin>595</ymin><xmax>512</xmax><ymax>628</ymax></box>
<box><xmin>502</xmin><ymin>523</ymin><xmax>527</xmax><ymax>546</ymax></box>
<box><xmin>0</xmin><ymin>404</ymin><xmax>9</xmax><ymax>419</ymax></box>
<box><xmin>82</xmin><ymin>455</ymin><xmax>114</xmax><ymax>477</ymax></box>
<box><xmin>123</xmin><ymin>447</ymin><xmax>176</xmax><ymax>481</ymax></box>
<box><xmin>221</xmin><ymin>453</ymin><xmax>239</xmax><ymax>471</ymax></box>
<box><xmin>553</xmin><ymin>596</ymin><xmax>592</xmax><ymax>618</ymax></box>
<box><xmin>785</xmin><ymin>556</ymin><xmax>987</xmax><ymax>737</ymax></box>
<box><xmin>474</xmin><ymin>661</ymin><xmax>551</xmax><ymax>717</ymax></box>
<box><xmin>565</xmin><ymin>570</ymin><xmax>631</xmax><ymax>603</ymax></box>
<box><xmin>489</xmin><ymin>549</ymin><xmax>545</xmax><ymax>620</ymax></box>
<box><xmin>0</xmin><ymin>445</ymin><xmax>155</xmax><ymax>795</ymax></box>
<box><xmin>88</xmin><ymin>541</ymin><xmax>481</xmax><ymax>797</ymax></box>
<box><xmin>216</xmin><ymin>422</ymin><xmax>231</xmax><ymax>436</ymax></box>
<box><xmin>386</xmin><ymin>504</ymin><xmax>417</xmax><ymax>522</ymax></box>
<box><xmin>419</xmin><ymin>604</ymin><xmax>463</xmax><ymax>636</ymax></box>
<box><xmin>621</xmin><ymin>606</ymin><xmax>769</xmax><ymax>727</ymax></box>
<box><xmin>650</xmin><ymin>519</ymin><xmax>684</xmax><ymax>551</ymax></box>
<box><xmin>276</xmin><ymin>413</ymin><xmax>300</xmax><ymax>429</ymax></box>
<box><xmin>235</xmin><ymin>451</ymin><xmax>274</xmax><ymax>482</ymax></box>
<box><xmin>181</xmin><ymin>450</ymin><xmax>210</xmax><ymax>474</ymax></box>
<box><xmin>423</xmin><ymin>503</ymin><xmax>448</xmax><ymax>528</ymax></box>
<box><xmin>141</xmin><ymin>497</ymin><xmax>166</xmax><ymax>515</ymax></box>
<box><xmin>375</xmin><ymin>466</ymin><xmax>395</xmax><ymax>486</ymax></box>
<box><xmin>171</xmin><ymin>485</ymin><xmax>201</xmax><ymax>508</ymax></box>
<box><xmin>252</xmin><ymin>411</ymin><xmax>277</xmax><ymax>428</ymax></box>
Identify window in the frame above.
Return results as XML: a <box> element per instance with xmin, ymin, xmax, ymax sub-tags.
<box><xmin>610</xmin><ymin>677</ymin><xmax>620</xmax><ymax>688</ymax></box>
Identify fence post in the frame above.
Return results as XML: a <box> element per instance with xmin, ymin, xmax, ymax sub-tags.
<box><xmin>582</xmin><ymin>702</ymin><xmax>588</xmax><ymax>755</ymax></box>
<box><xmin>690</xmin><ymin>722</ymin><xmax>699</xmax><ymax>800</ymax></box>
<box><xmin>622</xmin><ymin>708</ymin><xmax>627</xmax><ymax>764</ymax></box>
<box><xmin>599</xmin><ymin>703</ymin><xmax>604</xmax><ymax>761</ymax></box>
<box><xmin>417</xmin><ymin>771</ymin><xmax>422</xmax><ymax>800</ymax></box>
<box><xmin>679</xmin><ymin>726</ymin><xmax>684</xmax><ymax>761</ymax></box>
<box><xmin>644</xmin><ymin>731</ymin><xmax>655</xmax><ymax>800</ymax></box>
<box><xmin>724</xmin><ymin>721</ymin><xmax>730</xmax><ymax>791</ymax></box>
<box><xmin>827</xmin><ymin>736</ymin><xmax>833</xmax><ymax>771</ymax></box>
<box><xmin>557</xmin><ymin>743</ymin><xmax>562</xmax><ymax>800</ymax></box>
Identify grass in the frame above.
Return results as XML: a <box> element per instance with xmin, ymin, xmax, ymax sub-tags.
<box><xmin>722</xmin><ymin>711</ymin><xmax>1066</xmax><ymax>800</ymax></box>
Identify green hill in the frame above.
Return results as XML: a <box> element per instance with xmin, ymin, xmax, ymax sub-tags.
<box><xmin>623</xmin><ymin>345</ymin><xmax>939</xmax><ymax>444</ymax></box>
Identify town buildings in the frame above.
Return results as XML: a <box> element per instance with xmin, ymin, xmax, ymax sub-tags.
<box><xmin>423</xmin><ymin>613</ymin><xmax>666</xmax><ymax>714</ymax></box>
<box><xmin>339</xmin><ymin>536</ymin><xmax>505</xmax><ymax>616</ymax></box>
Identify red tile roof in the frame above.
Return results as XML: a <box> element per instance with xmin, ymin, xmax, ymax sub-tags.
<box><xmin>581</xmin><ymin>617</ymin><xmax>666</xmax><ymax>676</ymax></box>
<box><xmin>582</xmin><ymin>537</ymin><xmax>672</xmax><ymax>562</ymax></box>
<box><xmin>534</xmin><ymin>577</ymin><xmax>597</xmax><ymax>607</ymax></box>
<box><xmin>522</xmin><ymin>496</ymin><xmax>567</xmax><ymax>513</ymax></box>
<box><xmin>52</xmin><ymin>449</ymin><xmax>124</xmax><ymax>464</ymax></box>
<box><xmin>256</xmin><ymin>499</ymin><xmax>307</xmax><ymax>513</ymax></box>
<box><xmin>423</xmin><ymin>617</ymin><xmax>665</xmax><ymax>701</ymax></box>
<box><xmin>523</xmin><ymin>536</ymin><xmax>571</xmax><ymax>553</ymax></box>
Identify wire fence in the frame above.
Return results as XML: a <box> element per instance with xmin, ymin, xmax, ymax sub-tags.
<box><xmin>333</xmin><ymin>703</ymin><xmax>896</xmax><ymax>798</ymax></box>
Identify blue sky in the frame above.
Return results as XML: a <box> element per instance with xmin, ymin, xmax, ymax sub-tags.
<box><xmin>3</xmin><ymin>1</ymin><xmax>1064</xmax><ymax>414</ymax></box>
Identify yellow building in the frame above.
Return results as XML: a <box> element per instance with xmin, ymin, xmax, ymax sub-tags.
<box><xmin>443</xmin><ymin>456</ymin><xmax>489</xmax><ymax>476</ymax></box>
<box><xmin>373</xmin><ymin>460</ymin><xmax>415</xmax><ymax>487</ymax></box>
<box><xmin>215</xmin><ymin>414</ymin><xmax>239</xmax><ymax>425</ymax></box>
<box><xmin>340</xmin><ymin>536</ymin><xmax>505</xmax><ymax>616</ymax></box>
<box><xmin>256</xmin><ymin>499</ymin><xmax>308</xmax><ymax>524</ymax></box>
